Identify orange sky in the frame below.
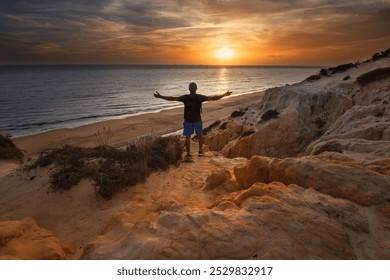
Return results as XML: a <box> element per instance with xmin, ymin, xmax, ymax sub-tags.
<box><xmin>0</xmin><ymin>0</ymin><xmax>389</xmax><ymax>65</ymax></box>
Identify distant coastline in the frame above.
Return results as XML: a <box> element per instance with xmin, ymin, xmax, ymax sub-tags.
<box><xmin>1</xmin><ymin>65</ymin><xmax>318</xmax><ymax>137</ymax></box>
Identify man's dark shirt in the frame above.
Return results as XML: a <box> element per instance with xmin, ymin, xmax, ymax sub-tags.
<box><xmin>179</xmin><ymin>93</ymin><xmax>208</xmax><ymax>122</ymax></box>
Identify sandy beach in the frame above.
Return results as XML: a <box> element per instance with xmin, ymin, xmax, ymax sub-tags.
<box><xmin>13</xmin><ymin>91</ymin><xmax>265</xmax><ymax>158</ymax></box>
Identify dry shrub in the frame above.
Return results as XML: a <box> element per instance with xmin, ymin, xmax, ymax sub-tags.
<box><xmin>0</xmin><ymin>134</ymin><xmax>23</xmax><ymax>162</ymax></box>
<box><xmin>135</xmin><ymin>136</ymin><xmax>182</xmax><ymax>172</ymax></box>
<box><xmin>203</xmin><ymin>120</ymin><xmax>221</xmax><ymax>135</ymax></box>
<box><xmin>261</xmin><ymin>109</ymin><xmax>279</xmax><ymax>121</ymax></box>
<box><xmin>230</xmin><ymin>107</ymin><xmax>247</xmax><ymax>118</ymax></box>
<box><xmin>50</xmin><ymin>167</ymin><xmax>83</xmax><ymax>191</ymax></box>
<box><xmin>94</xmin><ymin>162</ymin><xmax>149</xmax><ymax>199</ymax></box>
<box><xmin>28</xmin><ymin>145</ymin><xmax>96</xmax><ymax>169</ymax></box>
<box><xmin>356</xmin><ymin>67</ymin><xmax>390</xmax><ymax>86</ymax></box>
<box><xmin>306</xmin><ymin>63</ymin><xmax>357</xmax><ymax>82</ymax></box>
<box><xmin>94</xmin><ymin>126</ymin><xmax>113</xmax><ymax>147</ymax></box>
<box><xmin>343</xmin><ymin>75</ymin><xmax>351</xmax><ymax>81</ymax></box>
<box><xmin>328</xmin><ymin>63</ymin><xmax>356</xmax><ymax>74</ymax></box>
<box><xmin>29</xmin><ymin>136</ymin><xmax>182</xmax><ymax>199</ymax></box>
<box><xmin>371</xmin><ymin>49</ymin><xmax>390</xmax><ymax>61</ymax></box>
<box><xmin>306</xmin><ymin>74</ymin><xmax>321</xmax><ymax>82</ymax></box>
<box><xmin>319</xmin><ymin>68</ymin><xmax>329</xmax><ymax>76</ymax></box>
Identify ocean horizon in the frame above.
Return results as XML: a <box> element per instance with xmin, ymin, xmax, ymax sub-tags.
<box><xmin>0</xmin><ymin>64</ymin><xmax>320</xmax><ymax>137</ymax></box>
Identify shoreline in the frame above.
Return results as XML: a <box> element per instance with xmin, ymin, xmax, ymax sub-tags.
<box><xmin>14</xmin><ymin>91</ymin><xmax>265</xmax><ymax>157</ymax></box>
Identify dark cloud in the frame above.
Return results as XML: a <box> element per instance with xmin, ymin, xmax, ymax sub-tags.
<box><xmin>0</xmin><ymin>0</ymin><xmax>389</xmax><ymax>64</ymax></box>
<box><xmin>263</xmin><ymin>5</ymin><xmax>390</xmax><ymax>48</ymax></box>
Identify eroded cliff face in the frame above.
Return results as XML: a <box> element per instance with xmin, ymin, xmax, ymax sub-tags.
<box><xmin>81</xmin><ymin>57</ymin><xmax>390</xmax><ymax>260</ymax></box>
<box><xmin>82</xmin><ymin>183</ymin><xmax>363</xmax><ymax>260</ymax></box>
<box><xmin>205</xmin><ymin>58</ymin><xmax>390</xmax><ymax>160</ymax></box>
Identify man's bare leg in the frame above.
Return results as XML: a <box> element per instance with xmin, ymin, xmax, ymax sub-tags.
<box><xmin>185</xmin><ymin>136</ymin><xmax>191</xmax><ymax>157</ymax></box>
<box><xmin>198</xmin><ymin>133</ymin><xmax>204</xmax><ymax>155</ymax></box>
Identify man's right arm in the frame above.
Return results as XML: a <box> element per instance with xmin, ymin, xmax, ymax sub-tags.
<box><xmin>154</xmin><ymin>91</ymin><xmax>180</xmax><ymax>101</ymax></box>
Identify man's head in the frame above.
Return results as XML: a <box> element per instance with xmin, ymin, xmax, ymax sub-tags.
<box><xmin>189</xmin><ymin>82</ymin><xmax>197</xmax><ymax>93</ymax></box>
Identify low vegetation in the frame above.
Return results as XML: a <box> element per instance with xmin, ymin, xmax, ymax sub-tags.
<box><xmin>94</xmin><ymin>126</ymin><xmax>114</xmax><ymax>147</ymax></box>
<box><xmin>328</xmin><ymin>63</ymin><xmax>356</xmax><ymax>74</ymax></box>
<box><xmin>306</xmin><ymin>63</ymin><xmax>359</xmax><ymax>82</ymax></box>
<box><xmin>0</xmin><ymin>134</ymin><xmax>23</xmax><ymax>162</ymax></box>
<box><xmin>230</xmin><ymin>107</ymin><xmax>248</xmax><ymax>118</ymax></box>
<box><xmin>27</xmin><ymin>136</ymin><xmax>182</xmax><ymax>199</ymax></box>
<box><xmin>356</xmin><ymin>67</ymin><xmax>390</xmax><ymax>86</ymax></box>
<box><xmin>203</xmin><ymin>120</ymin><xmax>221</xmax><ymax>135</ymax></box>
<box><xmin>261</xmin><ymin>109</ymin><xmax>279</xmax><ymax>121</ymax></box>
<box><xmin>368</xmin><ymin>48</ymin><xmax>390</xmax><ymax>62</ymax></box>
<box><xmin>306</xmin><ymin>74</ymin><xmax>321</xmax><ymax>82</ymax></box>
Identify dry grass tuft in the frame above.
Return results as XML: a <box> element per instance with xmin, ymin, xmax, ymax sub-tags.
<box><xmin>0</xmin><ymin>134</ymin><xmax>24</xmax><ymax>162</ymax></box>
<box><xmin>94</xmin><ymin>126</ymin><xmax>113</xmax><ymax>147</ymax></box>
<box><xmin>28</xmin><ymin>136</ymin><xmax>182</xmax><ymax>199</ymax></box>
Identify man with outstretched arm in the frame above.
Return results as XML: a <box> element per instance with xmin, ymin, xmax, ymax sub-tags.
<box><xmin>154</xmin><ymin>82</ymin><xmax>232</xmax><ymax>159</ymax></box>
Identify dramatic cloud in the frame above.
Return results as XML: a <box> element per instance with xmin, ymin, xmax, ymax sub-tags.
<box><xmin>0</xmin><ymin>0</ymin><xmax>389</xmax><ymax>65</ymax></box>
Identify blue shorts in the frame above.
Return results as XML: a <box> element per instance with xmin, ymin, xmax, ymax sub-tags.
<box><xmin>183</xmin><ymin>121</ymin><xmax>203</xmax><ymax>136</ymax></box>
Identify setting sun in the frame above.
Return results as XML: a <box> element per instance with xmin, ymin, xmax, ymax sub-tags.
<box><xmin>215</xmin><ymin>47</ymin><xmax>235</xmax><ymax>60</ymax></box>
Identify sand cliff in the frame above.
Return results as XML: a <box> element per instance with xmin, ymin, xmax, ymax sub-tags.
<box><xmin>1</xmin><ymin>52</ymin><xmax>389</xmax><ymax>259</ymax></box>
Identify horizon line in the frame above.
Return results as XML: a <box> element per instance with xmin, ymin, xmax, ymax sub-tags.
<box><xmin>0</xmin><ymin>63</ymin><xmax>325</xmax><ymax>68</ymax></box>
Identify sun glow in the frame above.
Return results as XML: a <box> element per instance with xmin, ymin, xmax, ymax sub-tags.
<box><xmin>215</xmin><ymin>47</ymin><xmax>235</xmax><ymax>60</ymax></box>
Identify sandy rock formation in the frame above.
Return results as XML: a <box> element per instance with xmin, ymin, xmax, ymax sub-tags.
<box><xmin>0</xmin><ymin>217</ymin><xmax>74</xmax><ymax>260</ymax></box>
<box><xmin>205</xmin><ymin>121</ymin><xmax>244</xmax><ymax>151</ymax></box>
<box><xmin>216</xmin><ymin>87</ymin><xmax>354</xmax><ymax>159</ymax></box>
<box><xmin>205</xmin><ymin>57</ymin><xmax>390</xmax><ymax>160</ymax></box>
<box><xmin>234</xmin><ymin>155</ymin><xmax>390</xmax><ymax>207</ymax></box>
<box><xmin>203</xmin><ymin>169</ymin><xmax>232</xmax><ymax>190</ymax></box>
<box><xmin>82</xmin><ymin>180</ymin><xmax>388</xmax><ymax>259</ymax></box>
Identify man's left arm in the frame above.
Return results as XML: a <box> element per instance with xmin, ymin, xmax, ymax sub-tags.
<box><xmin>206</xmin><ymin>90</ymin><xmax>232</xmax><ymax>101</ymax></box>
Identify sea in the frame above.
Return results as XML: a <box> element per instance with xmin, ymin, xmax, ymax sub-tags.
<box><xmin>0</xmin><ymin>65</ymin><xmax>320</xmax><ymax>137</ymax></box>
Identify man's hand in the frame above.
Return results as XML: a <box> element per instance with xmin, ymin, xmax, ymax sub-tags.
<box><xmin>225</xmin><ymin>90</ymin><xmax>232</xmax><ymax>97</ymax></box>
<box><xmin>154</xmin><ymin>91</ymin><xmax>161</xmax><ymax>98</ymax></box>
